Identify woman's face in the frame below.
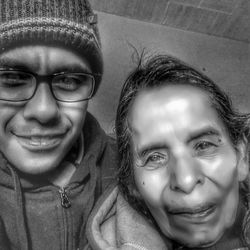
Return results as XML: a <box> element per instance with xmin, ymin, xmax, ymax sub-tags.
<box><xmin>129</xmin><ymin>85</ymin><xmax>248</xmax><ymax>248</ymax></box>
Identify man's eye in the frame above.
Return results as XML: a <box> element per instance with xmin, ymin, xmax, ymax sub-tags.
<box><xmin>54</xmin><ymin>76</ymin><xmax>82</xmax><ymax>91</ymax></box>
<box><xmin>0</xmin><ymin>72</ymin><xmax>31</xmax><ymax>87</ymax></box>
<box><xmin>144</xmin><ymin>153</ymin><xmax>168</xmax><ymax>169</ymax></box>
<box><xmin>194</xmin><ymin>141</ymin><xmax>217</xmax><ymax>155</ymax></box>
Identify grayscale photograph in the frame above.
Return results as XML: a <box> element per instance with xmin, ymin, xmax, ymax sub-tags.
<box><xmin>0</xmin><ymin>0</ymin><xmax>249</xmax><ymax>249</ymax></box>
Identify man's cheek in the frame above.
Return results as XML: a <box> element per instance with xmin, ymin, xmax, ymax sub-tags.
<box><xmin>61</xmin><ymin>103</ymin><xmax>88</xmax><ymax>125</ymax></box>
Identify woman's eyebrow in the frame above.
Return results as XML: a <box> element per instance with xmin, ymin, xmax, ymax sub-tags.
<box><xmin>136</xmin><ymin>128</ymin><xmax>221</xmax><ymax>157</ymax></box>
<box><xmin>186</xmin><ymin>127</ymin><xmax>221</xmax><ymax>143</ymax></box>
<box><xmin>137</xmin><ymin>143</ymin><xmax>169</xmax><ymax>158</ymax></box>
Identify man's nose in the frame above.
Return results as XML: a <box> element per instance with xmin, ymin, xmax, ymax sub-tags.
<box><xmin>170</xmin><ymin>154</ymin><xmax>205</xmax><ymax>194</ymax></box>
<box><xmin>23</xmin><ymin>83</ymin><xmax>59</xmax><ymax>124</ymax></box>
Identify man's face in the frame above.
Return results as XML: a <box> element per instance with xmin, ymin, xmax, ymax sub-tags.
<box><xmin>129</xmin><ymin>85</ymin><xmax>248</xmax><ymax>247</ymax></box>
<box><xmin>0</xmin><ymin>45</ymin><xmax>90</xmax><ymax>174</ymax></box>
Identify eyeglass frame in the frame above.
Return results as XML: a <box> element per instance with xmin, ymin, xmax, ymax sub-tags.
<box><xmin>0</xmin><ymin>68</ymin><xmax>98</xmax><ymax>102</ymax></box>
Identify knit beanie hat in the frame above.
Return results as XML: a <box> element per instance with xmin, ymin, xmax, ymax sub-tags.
<box><xmin>0</xmin><ymin>0</ymin><xmax>103</xmax><ymax>95</ymax></box>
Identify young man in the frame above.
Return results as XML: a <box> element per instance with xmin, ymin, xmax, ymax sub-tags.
<box><xmin>0</xmin><ymin>0</ymin><xmax>117</xmax><ymax>249</ymax></box>
<box><xmin>87</xmin><ymin>54</ymin><xmax>250</xmax><ymax>250</ymax></box>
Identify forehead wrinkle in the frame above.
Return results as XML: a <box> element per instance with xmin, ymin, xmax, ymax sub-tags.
<box><xmin>164</xmin><ymin>98</ymin><xmax>189</xmax><ymax>115</ymax></box>
<box><xmin>0</xmin><ymin>47</ymin><xmax>91</xmax><ymax>75</ymax></box>
<box><xmin>39</xmin><ymin>47</ymin><xmax>49</xmax><ymax>74</ymax></box>
<box><xmin>129</xmin><ymin>114</ymin><xmax>171</xmax><ymax>153</ymax></box>
<box><xmin>129</xmin><ymin>88</ymin><xmax>227</xmax><ymax>145</ymax></box>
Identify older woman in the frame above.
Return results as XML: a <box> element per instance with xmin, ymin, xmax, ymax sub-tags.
<box><xmin>87</xmin><ymin>54</ymin><xmax>250</xmax><ymax>250</ymax></box>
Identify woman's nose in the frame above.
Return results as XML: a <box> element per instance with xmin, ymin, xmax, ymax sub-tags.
<box><xmin>170</xmin><ymin>154</ymin><xmax>205</xmax><ymax>194</ymax></box>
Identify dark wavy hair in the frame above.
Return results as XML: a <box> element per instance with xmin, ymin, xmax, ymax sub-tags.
<box><xmin>115</xmin><ymin>53</ymin><xmax>250</xmax><ymax>244</ymax></box>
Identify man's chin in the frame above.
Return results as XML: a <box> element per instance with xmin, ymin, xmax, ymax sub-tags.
<box><xmin>4</xmin><ymin>142</ymin><xmax>69</xmax><ymax>175</ymax></box>
<box><xmin>10</xmin><ymin>157</ymin><xmax>62</xmax><ymax>175</ymax></box>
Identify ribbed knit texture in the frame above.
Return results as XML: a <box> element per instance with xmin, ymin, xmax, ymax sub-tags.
<box><xmin>0</xmin><ymin>0</ymin><xmax>103</xmax><ymax>94</ymax></box>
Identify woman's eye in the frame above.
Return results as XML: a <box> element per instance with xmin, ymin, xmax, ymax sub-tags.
<box><xmin>144</xmin><ymin>153</ymin><xmax>168</xmax><ymax>169</ymax></box>
<box><xmin>194</xmin><ymin>141</ymin><xmax>217</xmax><ymax>155</ymax></box>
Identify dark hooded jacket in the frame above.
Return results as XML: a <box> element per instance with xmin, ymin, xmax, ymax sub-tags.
<box><xmin>87</xmin><ymin>185</ymin><xmax>250</xmax><ymax>250</ymax></box>
<box><xmin>0</xmin><ymin>112</ymin><xmax>117</xmax><ymax>250</ymax></box>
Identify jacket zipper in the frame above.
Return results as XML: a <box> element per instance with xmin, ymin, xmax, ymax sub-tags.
<box><xmin>59</xmin><ymin>187</ymin><xmax>71</xmax><ymax>208</ymax></box>
<box><xmin>58</xmin><ymin>187</ymin><xmax>73</xmax><ymax>249</ymax></box>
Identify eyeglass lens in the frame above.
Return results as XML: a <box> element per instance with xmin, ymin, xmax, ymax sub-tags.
<box><xmin>0</xmin><ymin>71</ymin><xmax>94</xmax><ymax>102</ymax></box>
<box><xmin>52</xmin><ymin>73</ymin><xmax>94</xmax><ymax>102</ymax></box>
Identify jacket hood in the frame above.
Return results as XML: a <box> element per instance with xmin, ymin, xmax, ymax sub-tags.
<box><xmin>87</xmin><ymin>185</ymin><xmax>169</xmax><ymax>250</ymax></box>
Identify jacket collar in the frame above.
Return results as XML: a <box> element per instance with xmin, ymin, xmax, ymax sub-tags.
<box><xmin>87</xmin><ymin>185</ymin><xmax>169</xmax><ymax>250</ymax></box>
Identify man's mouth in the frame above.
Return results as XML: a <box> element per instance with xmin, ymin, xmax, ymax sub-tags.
<box><xmin>13</xmin><ymin>132</ymin><xmax>67</xmax><ymax>151</ymax></box>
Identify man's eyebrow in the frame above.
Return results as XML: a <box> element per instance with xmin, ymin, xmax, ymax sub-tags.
<box><xmin>137</xmin><ymin>143</ymin><xmax>168</xmax><ymax>158</ymax></box>
<box><xmin>0</xmin><ymin>58</ymin><xmax>91</xmax><ymax>74</ymax></box>
<box><xmin>186</xmin><ymin>127</ymin><xmax>221</xmax><ymax>143</ymax></box>
<box><xmin>0</xmin><ymin>58</ymin><xmax>33</xmax><ymax>71</ymax></box>
<box><xmin>53</xmin><ymin>64</ymin><xmax>91</xmax><ymax>73</ymax></box>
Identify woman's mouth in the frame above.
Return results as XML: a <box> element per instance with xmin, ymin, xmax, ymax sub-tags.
<box><xmin>168</xmin><ymin>204</ymin><xmax>216</xmax><ymax>221</ymax></box>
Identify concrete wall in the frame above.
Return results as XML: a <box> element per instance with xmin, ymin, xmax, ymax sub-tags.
<box><xmin>89</xmin><ymin>12</ymin><xmax>250</xmax><ymax>134</ymax></box>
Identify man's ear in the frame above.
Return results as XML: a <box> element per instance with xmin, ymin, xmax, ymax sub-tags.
<box><xmin>236</xmin><ymin>135</ymin><xmax>249</xmax><ymax>182</ymax></box>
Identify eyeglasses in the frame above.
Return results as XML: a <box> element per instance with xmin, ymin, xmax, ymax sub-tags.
<box><xmin>0</xmin><ymin>69</ymin><xmax>96</xmax><ymax>102</ymax></box>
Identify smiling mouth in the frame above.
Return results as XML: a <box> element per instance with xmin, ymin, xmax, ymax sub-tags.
<box><xmin>13</xmin><ymin>133</ymin><xmax>67</xmax><ymax>151</ymax></box>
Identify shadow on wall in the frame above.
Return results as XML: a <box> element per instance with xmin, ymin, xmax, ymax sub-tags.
<box><xmin>88</xmin><ymin>11</ymin><xmax>250</xmax><ymax>134</ymax></box>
